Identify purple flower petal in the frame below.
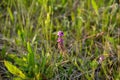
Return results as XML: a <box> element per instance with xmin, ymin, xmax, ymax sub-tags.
<box><xmin>57</xmin><ymin>38</ymin><xmax>63</xmax><ymax>43</ymax></box>
<box><xmin>57</xmin><ymin>31</ymin><xmax>64</xmax><ymax>37</ymax></box>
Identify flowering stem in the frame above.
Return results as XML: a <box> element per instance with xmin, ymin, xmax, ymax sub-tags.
<box><xmin>57</xmin><ymin>31</ymin><xmax>66</xmax><ymax>55</ymax></box>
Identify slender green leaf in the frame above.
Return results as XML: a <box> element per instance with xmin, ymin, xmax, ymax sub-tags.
<box><xmin>91</xmin><ymin>0</ymin><xmax>99</xmax><ymax>15</ymax></box>
<box><xmin>7</xmin><ymin>7</ymin><xmax>14</xmax><ymax>22</ymax></box>
<box><xmin>41</xmin><ymin>56</ymin><xmax>46</xmax><ymax>73</ymax></box>
<box><xmin>4</xmin><ymin>61</ymin><xmax>26</xmax><ymax>79</ymax></box>
<box><xmin>27</xmin><ymin>42</ymin><xmax>35</xmax><ymax>67</ymax></box>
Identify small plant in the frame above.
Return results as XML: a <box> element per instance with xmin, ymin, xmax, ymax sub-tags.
<box><xmin>57</xmin><ymin>31</ymin><xmax>67</xmax><ymax>56</ymax></box>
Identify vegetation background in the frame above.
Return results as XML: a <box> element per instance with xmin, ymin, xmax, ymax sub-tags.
<box><xmin>0</xmin><ymin>0</ymin><xmax>120</xmax><ymax>80</ymax></box>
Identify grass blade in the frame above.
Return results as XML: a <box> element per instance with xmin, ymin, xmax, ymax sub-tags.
<box><xmin>7</xmin><ymin>7</ymin><xmax>14</xmax><ymax>22</ymax></box>
<box><xmin>91</xmin><ymin>0</ymin><xmax>99</xmax><ymax>15</ymax></box>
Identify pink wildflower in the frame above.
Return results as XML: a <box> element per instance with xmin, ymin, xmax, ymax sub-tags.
<box><xmin>57</xmin><ymin>31</ymin><xmax>64</xmax><ymax>37</ymax></box>
<box><xmin>98</xmin><ymin>55</ymin><xmax>104</xmax><ymax>64</ymax></box>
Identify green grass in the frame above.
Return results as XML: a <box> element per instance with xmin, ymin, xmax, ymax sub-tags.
<box><xmin>0</xmin><ymin>0</ymin><xmax>120</xmax><ymax>80</ymax></box>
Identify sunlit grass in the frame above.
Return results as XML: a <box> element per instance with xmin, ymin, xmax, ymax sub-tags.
<box><xmin>0</xmin><ymin>0</ymin><xmax>120</xmax><ymax>80</ymax></box>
